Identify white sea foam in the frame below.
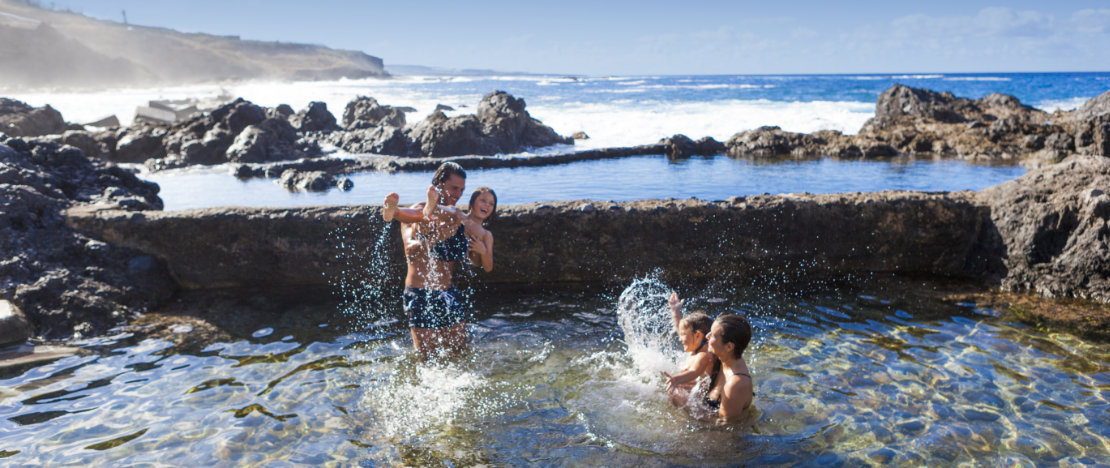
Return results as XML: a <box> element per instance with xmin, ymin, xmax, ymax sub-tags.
<box><xmin>531</xmin><ymin>98</ymin><xmax>875</xmax><ymax>149</ymax></box>
<box><xmin>1035</xmin><ymin>97</ymin><xmax>1091</xmax><ymax>112</ymax></box>
<box><xmin>943</xmin><ymin>76</ymin><xmax>1011</xmax><ymax>82</ymax></box>
<box><xmin>5</xmin><ymin>79</ymin><xmax>875</xmax><ymax>145</ymax></box>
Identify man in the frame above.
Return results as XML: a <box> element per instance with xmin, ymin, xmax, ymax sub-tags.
<box><xmin>395</xmin><ymin>162</ymin><xmax>469</xmax><ymax>359</ymax></box>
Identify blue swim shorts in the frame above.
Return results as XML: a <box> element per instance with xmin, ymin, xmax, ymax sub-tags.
<box><xmin>402</xmin><ymin>286</ymin><xmax>467</xmax><ymax>329</ymax></box>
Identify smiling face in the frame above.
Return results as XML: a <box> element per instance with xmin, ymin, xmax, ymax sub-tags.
<box><xmin>677</xmin><ymin>322</ymin><xmax>704</xmax><ymax>353</ymax></box>
<box><xmin>469</xmin><ymin>190</ymin><xmax>496</xmax><ymax>221</ymax></box>
<box><xmin>707</xmin><ymin>322</ymin><xmax>733</xmax><ymax>360</ymax></box>
<box><xmin>438</xmin><ymin>174</ymin><xmax>465</xmax><ymax>206</ymax></box>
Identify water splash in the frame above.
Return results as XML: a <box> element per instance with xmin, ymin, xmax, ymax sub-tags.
<box><xmin>615</xmin><ymin>274</ymin><xmax>683</xmax><ymax>375</ymax></box>
<box><xmin>326</xmin><ymin>218</ymin><xmax>399</xmax><ymax>330</ymax></box>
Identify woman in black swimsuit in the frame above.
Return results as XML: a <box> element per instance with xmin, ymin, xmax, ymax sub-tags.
<box><xmin>703</xmin><ymin>313</ymin><xmax>754</xmax><ymax>421</ymax></box>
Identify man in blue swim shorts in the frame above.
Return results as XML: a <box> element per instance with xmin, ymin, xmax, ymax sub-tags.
<box><xmin>397</xmin><ymin>162</ymin><xmax>469</xmax><ymax>359</ymax></box>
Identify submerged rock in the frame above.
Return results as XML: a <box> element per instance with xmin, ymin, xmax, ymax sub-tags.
<box><xmin>278</xmin><ymin>169</ymin><xmax>337</xmax><ymax>192</ymax></box>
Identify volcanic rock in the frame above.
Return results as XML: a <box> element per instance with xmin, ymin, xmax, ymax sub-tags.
<box><xmin>408</xmin><ymin>111</ymin><xmax>496</xmax><ymax>157</ymax></box>
<box><xmin>662</xmin><ymin>134</ymin><xmax>725</xmax><ymax>158</ymax></box>
<box><xmin>475</xmin><ymin>91</ymin><xmax>573</xmax><ymax>152</ymax></box>
<box><xmin>1</xmin><ymin>134</ymin><xmax>174</xmax><ymax>339</ymax></box>
<box><xmin>726</xmin><ymin>126</ymin><xmax>823</xmax><ymax>159</ymax></box>
<box><xmin>978</xmin><ymin>155</ymin><xmax>1110</xmax><ymax>302</ymax></box>
<box><xmin>342</xmin><ymin>96</ymin><xmax>407</xmax><ymax>129</ymax></box>
<box><xmin>329</xmin><ymin>125</ymin><xmax>411</xmax><ymax>155</ymax></box>
<box><xmin>0</xmin><ymin>300</ymin><xmax>32</xmax><ymax>347</ymax></box>
<box><xmin>113</xmin><ymin>124</ymin><xmax>168</xmax><ymax>163</ymax></box>
<box><xmin>226</xmin><ymin>118</ymin><xmax>319</xmax><ymax>163</ymax></box>
<box><xmin>0</xmin><ymin>98</ymin><xmax>70</xmax><ymax>137</ymax></box>
<box><xmin>289</xmin><ymin>101</ymin><xmax>339</xmax><ymax>132</ymax></box>
<box><xmin>278</xmin><ymin>169</ymin><xmax>338</xmax><ymax>192</ymax></box>
<box><xmin>406</xmin><ymin>91</ymin><xmax>572</xmax><ymax>157</ymax></box>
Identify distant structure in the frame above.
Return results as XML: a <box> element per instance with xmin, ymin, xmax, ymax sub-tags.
<box><xmin>121</xmin><ymin>9</ymin><xmax>126</xmax><ymax>25</ymax></box>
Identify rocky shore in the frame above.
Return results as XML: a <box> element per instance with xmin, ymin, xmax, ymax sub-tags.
<box><xmin>56</xmin><ymin>155</ymin><xmax>1110</xmax><ymax>339</ymax></box>
<box><xmin>4</xmin><ymin>84</ymin><xmax>1108</xmax><ymax>195</ymax></box>
<box><xmin>2</xmin><ymin>83</ymin><xmax>1110</xmax><ymax>344</ymax></box>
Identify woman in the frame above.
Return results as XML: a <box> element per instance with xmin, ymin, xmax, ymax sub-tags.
<box><xmin>702</xmin><ymin>313</ymin><xmax>754</xmax><ymax>422</ymax></box>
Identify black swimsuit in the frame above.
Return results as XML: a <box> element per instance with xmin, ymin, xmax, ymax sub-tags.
<box><xmin>431</xmin><ymin>225</ymin><xmax>468</xmax><ymax>262</ymax></box>
<box><xmin>706</xmin><ymin>372</ymin><xmax>752</xmax><ymax>410</ymax></box>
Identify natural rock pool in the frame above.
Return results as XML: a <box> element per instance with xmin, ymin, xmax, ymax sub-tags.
<box><xmin>142</xmin><ymin>155</ymin><xmax>1027</xmax><ymax>211</ymax></box>
<box><xmin>2</xmin><ymin>278</ymin><xmax>1106</xmax><ymax>465</ymax></box>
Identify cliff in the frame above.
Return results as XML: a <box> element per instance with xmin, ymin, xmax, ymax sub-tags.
<box><xmin>0</xmin><ymin>0</ymin><xmax>387</xmax><ymax>90</ymax></box>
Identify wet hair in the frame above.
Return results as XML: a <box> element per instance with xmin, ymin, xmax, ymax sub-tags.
<box><xmin>709</xmin><ymin>313</ymin><xmax>753</xmax><ymax>391</ymax></box>
<box><xmin>468</xmin><ymin>187</ymin><xmax>498</xmax><ymax>222</ymax></box>
<box><xmin>680</xmin><ymin>311</ymin><xmax>712</xmax><ymax>337</ymax></box>
<box><xmin>714</xmin><ymin>313</ymin><xmax>752</xmax><ymax>358</ymax></box>
<box><xmin>432</xmin><ymin>162</ymin><xmax>466</xmax><ymax>186</ymax></box>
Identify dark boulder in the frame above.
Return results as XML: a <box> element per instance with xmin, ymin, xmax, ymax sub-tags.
<box><xmin>1072</xmin><ymin>114</ymin><xmax>1110</xmax><ymax>157</ymax></box>
<box><xmin>408</xmin><ymin>111</ymin><xmax>497</xmax><ymax>157</ymax></box>
<box><xmin>0</xmin><ymin>300</ymin><xmax>33</xmax><ymax>347</ymax></box>
<box><xmin>725</xmin><ymin>126</ymin><xmax>821</xmax><ymax>159</ymax></box>
<box><xmin>867</xmin><ymin>84</ymin><xmax>977</xmax><ymax>127</ymax></box>
<box><xmin>290</xmin><ymin>101</ymin><xmax>339</xmax><ymax>132</ymax></box>
<box><xmin>402</xmin><ymin>91</ymin><xmax>572</xmax><ymax>157</ymax></box>
<box><xmin>342</xmin><ymin>96</ymin><xmax>407</xmax><ymax>129</ymax></box>
<box><xmin>114</xmin><ymin>124</ymin><xmax>167</xmax><ymax>163</ymax></box>
<box><xmin>476</xmin><ymin>91</ymin><xmax>573</xmax><ymax>153</ymax></box>
<box><xmin>1</xmin><ymin>134</ymin><xmax>174</xmax><ymax>339</ymax></box>
<box><xmin>0</xmin><ymin>98</ymin><xmax>69</xmax><ymax>137</ymax></box>
<box><xmin>278</xmin><ymin>169</ymin><xmax>337</xmax><ymax>192</ymax></box>
<box><xmin>978</xmin><ymin>155</ymin><xmax>1110</xmax><ymax>302</ymax></box>
<box><xmin>328</xmin><ymin>125</ymin><xmax>411</xmax><ymax>155</ymax></box>
<box><xmin>662</xmin><ymin>134</ymin><xmax>725</xmax><ymax>158</ymax></box>
<box><xmin>226</xmin><ymin>118</ymin><xmax>319</xmax><ymax>163</ymax></box>
<box><xmin>60</xmin><ymin>130</ymin><xmax>109</xmax><ymax>159</ymax></box>
<box><xmin>858</xmin><ymin>85</ymin><xmax>1056</xmax><ymax>160</ymax></box>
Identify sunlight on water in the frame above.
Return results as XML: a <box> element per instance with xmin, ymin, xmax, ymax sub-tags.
<box><xmin>1</xmin><ymin>281</ymin><xmax>1109</xmax><ymax>465</ymax></box>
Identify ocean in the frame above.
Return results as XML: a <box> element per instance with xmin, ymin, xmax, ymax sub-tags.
<box><xmin>9</xmin><ymin>72</ymin><xmax>1109</xmax><ymax>150</ymax></box>
<box><xmin>5</xmin><ymin>72</ymin><xmax>1108</xmax><ymax>209</ymax></box>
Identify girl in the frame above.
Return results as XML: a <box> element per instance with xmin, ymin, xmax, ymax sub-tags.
<box><xmin>383</xmin><ymin>185</ymin><xmax>497</xmax><ymax>272</ymax></box>
<box><xmin>662</xmin><ymin>293</ymin><xmax>716</xmax><ymax>407</ymax></box>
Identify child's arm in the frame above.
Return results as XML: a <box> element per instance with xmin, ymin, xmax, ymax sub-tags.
<box><xmin>421</xmin><ymin>184</ymin><xmax>466</xmax><ymax>223</ymax></box>
<box><xmin>669</xmin><ymin>292</ymin><xmax>684</xmax><ymax>333</ymax></box>
<box><xmin>382</xmin><ymin>192</ymin><xmax>427</xmax><ymax>223</ymax></box>
<box><xmin>664</xmin><ymin>352</ymin><xmax>715</xmax><ymax>388</ymax></box>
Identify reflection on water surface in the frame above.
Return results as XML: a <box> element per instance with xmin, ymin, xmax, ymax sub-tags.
<box><xmin>1</xmin><ymin>281</ymin><xmax>1108</xmax><ymax>466</ymax></box>
<box><xmin>143</xmin><ymin>156</ymin><xmax>1027</xmax><ymax>211</ymax></box>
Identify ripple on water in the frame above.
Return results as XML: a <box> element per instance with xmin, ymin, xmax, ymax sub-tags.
<box><xmin>1</xmin><ymin>282</ymin><xmax>1110</xmax><ymax>464</ymax></box>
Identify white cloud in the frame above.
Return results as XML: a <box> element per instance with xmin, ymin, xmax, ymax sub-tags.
<box><xmin>973</xmin><ymin>7</ymin><xmax>1055</xmax><ymax>37</ymax></box>
<box><xmin>1072</xmin><ymin>9</ymin><xmax>1110</xmax><ymax>34</ymax></box>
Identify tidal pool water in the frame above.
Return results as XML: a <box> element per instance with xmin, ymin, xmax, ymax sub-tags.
<box><xmin>1</xmin><ymin>278</ymin><xmax>1107</xmax><ymax>466</ymax></box>
<box><xmin>142</xmin><ymin>155</ymin><xmax>1026</xmax><ymax>211</ymax></box>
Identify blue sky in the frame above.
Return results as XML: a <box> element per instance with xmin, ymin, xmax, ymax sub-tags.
<box><xmin>41</xmin><ymin>1</ymin><xmax>1110</xmax><ymax>75</ymax></box>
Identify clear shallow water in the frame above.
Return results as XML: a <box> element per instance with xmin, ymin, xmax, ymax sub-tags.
<box><xmin>2</xmin><ymin>280</ymin><xmax>1108</xmax><ymax>466</ymax></box>
<box><xmin>143</xmin><ymin>156</ymin><xmax>1027</xmax><ymax>211</ymax></box>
